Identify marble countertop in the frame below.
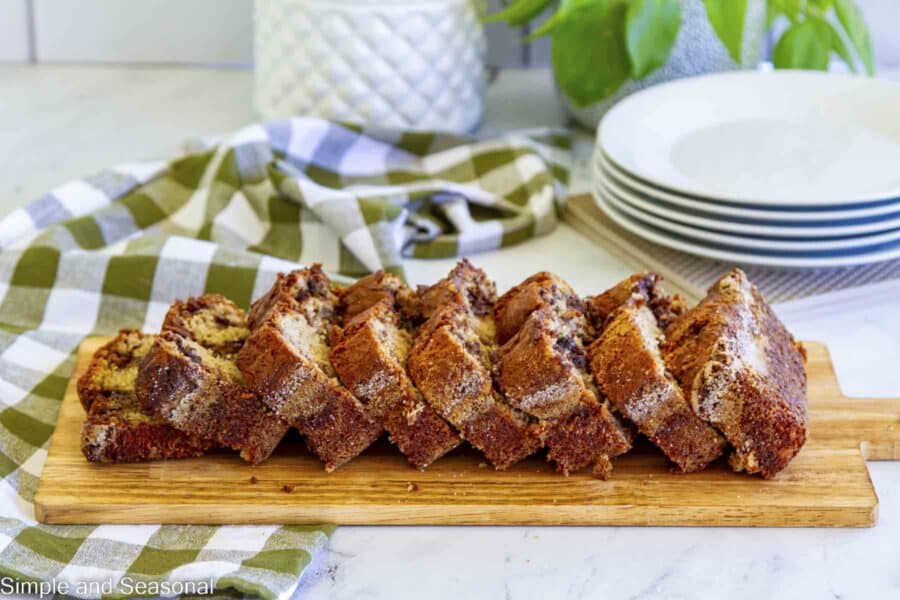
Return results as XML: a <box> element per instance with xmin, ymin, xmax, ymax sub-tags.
<box><xmin>2</xmin><ymin>65</ymin><xmax>899</xmax><ymax>600</ymax></box>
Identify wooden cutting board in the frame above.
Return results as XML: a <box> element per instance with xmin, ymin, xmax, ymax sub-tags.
<box><xmin>34</xmin><ymin>337</ymin><xmax>900</xmax><ymax>527</ymax></box>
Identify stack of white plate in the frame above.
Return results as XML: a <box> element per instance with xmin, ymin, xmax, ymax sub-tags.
<box><xmin>592</xmin><ymin>71</ymin><xmax>900</xmax><ymax>268</ymax></box>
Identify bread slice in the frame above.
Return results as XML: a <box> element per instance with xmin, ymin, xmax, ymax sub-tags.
<box><xmin>415</xmin><ymin>258</ymin><xmax>496</xmax><ymax>325</ymax></box>
<box><xmin>408</xmin><ymin>261</ymin><xmax>541</xmax><ymax>469</ymax></box>
<box><xmin>80</xmin><ymin>330</ymin><xmax>215</xmax><ymax>463</ymax></box>
<box><xmin>78</xmin><ymin>328</ymin><xmax>156</xmax><ymax>412</ymax></box>
<box><xmin>331</xmin><ymin>299</ymin><xmax>461</xmax><ymax>469</ymax></box>
<box><xmin>135</xmin><ymin>295</ymin><xmax>289</xmax><ymax>464</ymax></box>
<box><xmin>586</xmin><ymin>272</ymin><xmax>686</xmax><ymax>332</ymax></box>
<box><xmin>493</xmin><ymin>271</ymin><xmax>583</xmax><ymax>345</ymax></box>
<box><xmin>339</xmin><ymin>270</ymin><xmax>419</xmax><ymax>323</ymax></box>
<box><xmin>662</xmin><ymin>268</ymin><xmax>808</xmax><ymax>478</ymax></box>
<box><xmin>589</xmin><ymin>301</ymin><xmax>726</xmax><ymax>472</ymax></box>
<box><xmin>409</xmin><ymin>304</ymin><xmax>542</xmax><ymax>469</ymax></box>
<box><xmin>162</xmin><ymin>294</ymin><xmax>250</xmax><ymax>356</ymax></box>
<box><xmin>495</xmin><ymin>305</ymin><xmax>632</xmax><ymax>478</ymax></box>
<box><xmin>236</xmin><ymin>266</ymin><xmax>383</xmax><ymax>471</ymax></box>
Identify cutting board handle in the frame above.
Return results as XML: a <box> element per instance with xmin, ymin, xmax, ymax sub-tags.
<box><xmin>835</xmin><ymin>397</ymin><xmax>900</xmax><ymax>460</ymax></box>
<box><xmin>806</xmin><ymin>342</ymin><xmax>900</xmax><ymax>459</ymax></box>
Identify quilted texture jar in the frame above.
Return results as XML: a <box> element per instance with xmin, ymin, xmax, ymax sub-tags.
<box><xmin>254</xmin><ymin>0</ymin><xmax>487</xmax><ymax>133</ymax></box>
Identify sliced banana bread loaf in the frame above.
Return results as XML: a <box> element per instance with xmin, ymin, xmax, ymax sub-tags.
<box><xmin>495</xmin><ymin>304</ymin><xmax>632</xmax><ymax>478</ymax></box>
<box><xmin>331</xmin><ymin>299</ymin><xmax>461</xmax><ymax>469</ymax></box>
<box><xmin>135</xmin><ymin>295</ymin><xmax>289</xmax><ymax>464</ymax></box>
<box><xmin>236</xmin><ymin>266</ymin><xmax>383</xmax><ymax>471</ymax></box>
<box><xmin>589</xmin><ymin>301</ymin><xmax>726</xmax><ymax>472</ymax></box>
<box><xmin>662</xmin><ymin>269</ymin><xmax>808</xmax><ymax>478</ymax></box>
<box><xmin>80</xmin><ymin>330</ymin><xmax>215</xmax><ymax>463</ymax></box>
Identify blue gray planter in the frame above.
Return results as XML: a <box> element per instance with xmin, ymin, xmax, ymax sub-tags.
<box><xmin>560</xmin><ymin>0</ymin><xmax>766</xmax><ymax>129</ymax></box>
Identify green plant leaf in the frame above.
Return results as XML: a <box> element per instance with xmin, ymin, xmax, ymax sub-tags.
<box><xmin>766</xmin><ymin>0</ymin><xmax>779</xmax><ymax>29</ymax></box>
<box><xmin>625</xmin><ymin>0</ymin><xmax>682</xmax><ymax>79</ymax></box>
<box><xmin>525</xmin><ymin>0</ymin><xmax>604</xmax><ymax>40</ymax></box>
<box><xmin>484</xmin><ymin>0</ymin><xmax>554</xmax><ymax>26</ymax></box>
<box><xmin>551</xmin><ymin>0</ymin><xmax>631</xmax><ymax>106</ymax></box>
<box><xmin>834</xmin><ymin>0</ymin><xmax>874</xmax><ymax>75</ymax></box>
<box><xmin>809</xmin><ymin>0</ymin><xmax>834</xmax><ymax>12</ymax></box>
<box><xmin>773</xmin><ymin>18</ymin><xmax>832</xmax><ymax>70</ymax></box>
<box><xmin>770</xmin><ymin>0</ymin><xmax>802</xmax><ymax>22</ymax></box>
<box><xmin>824</xmin><ymin>18</ymin><xmax>857</xmax><ymax>73</ymax></box>
<box><xmin>703</xmin><ymin>0</ymin><xmax>748</xmax><ymax>63</ymax></box>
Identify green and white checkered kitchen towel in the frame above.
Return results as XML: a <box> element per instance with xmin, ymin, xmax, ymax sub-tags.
<box><xmin>0</xmin><ymin>118</ymin><xmax>570</xmax><ymax>599</ymax></box>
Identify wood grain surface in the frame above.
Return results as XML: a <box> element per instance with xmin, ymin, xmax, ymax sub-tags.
<box><xmin>34</xmin><ymin>338</ymin><xmax>900</xmax><ymax>527</ymax></box>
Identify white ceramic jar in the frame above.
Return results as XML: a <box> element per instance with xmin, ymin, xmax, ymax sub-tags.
<box><xmin>254</xmin><ymin>0</ymin><xmax>487</xmax><ymax>133</ymax></box>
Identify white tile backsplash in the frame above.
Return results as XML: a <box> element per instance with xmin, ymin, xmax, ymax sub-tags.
<box><xmin>0</xmin><ymin>0</ymin><xmax>895</xmax><ymax>68</ymax></box>
<box><xmin>0</xmin><ymin>0</ymin><xmax>29</xmax><ymax>62</ymax></box>
<box><xmin>33</xmin><ymin>0</ymin><xmax>252</xmax><ymax>64</ymax></box>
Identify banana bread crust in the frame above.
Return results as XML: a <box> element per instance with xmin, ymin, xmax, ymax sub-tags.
<box><xmin>331</xmin><ymin>300</ymin><xmax>460</xmax><ymax>469</ymax></box>
<box><xmin>416</xmin><ymin>258</ymin><xmax>497</xmax><ymax>322</ymax></box>
<box><xmin>338</xmin><ymin>271</ymin><xmax>419</xmax><ymax>323</ymax></box>
<box><xmin>80</xmin><ymin>330</ymin><xmax>214</xmax><ymax>463</ymax></box>
<box><xmin>589</xmin><ymin>302</ymin><xmax>726</xmax><ymax>472</ymax></box>
<box><xmin>586</xmin><ymin>272</ymin><xmax>686</xmax><ymax>332</ymax></box>
<box><xmin>663</xmin><ymin>269</ymin><xmax>808</xmax><ymax>478</ymax></box>
<box><xmin>237</xmin><ymin>266</ymin><xmax>382</xmax><ymax>471</ymax></box>
<box><xmin>493</xmin><ymin>271</ymin><xmax>583</xmax><ymax>345</ymax></box>
<box><xmin>82</xmin><ymin>393</ymin><xmax>215</xmax><ymax>463</ymax></box>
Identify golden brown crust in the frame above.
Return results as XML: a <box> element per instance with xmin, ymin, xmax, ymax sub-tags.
<box><xmin>82</xmin><ymin>395</ymin><xmax>215</xmax><ymax>463</ymax></box>
<box><xmin>415</xmin><ymin>258</ymin><xmax>497</xmax><ymax>321</ymax></box>
<box><xmin>542</xmin><ymin>399</ymin><xmax>629</xmax><ymax>478</ymax></box>
<box><xmin>408</xmin><ymin>304</ymin><xmax>541</xmax><ymax>469</ymax></box>
<box><xmin>136</xmin><ymin>295</ymin><xmax>288</xmax><ymax>464</ymax></box>
<box><xmin>493</xmin><ymin>272</ymin><xmax>583</xmax><ymax>345</ymax></box>
<box><xmin>330</xmin><ymin>300</ymin><xmax>460</xmax><ymax>469</ymax></box>
<box><xmin>338</xmin><ymin>271</ymin><xmax>419</xmax><ymax>323</ymax></box>
<box><xmin>663</xmin><ymin>268</ymin><xmax>808</xmax><ymax>478</ymax></box>
<box><xmin>81</xmin><ymin>330</ymin><xmax>214</xmax><ymax>463</ymax></box>
<box><xmin>248</xmin><ymin>264</ymin><xmax>335</xmax><ymax>330</ymax></box>
<box><xmin>495</xmin><ymin>305</ymin><xmax>632</xmax><ymax>475</ymax></box>
<box><xmin>586</xmin><ymin>272</ymin><xmax>686</xmax><ymax>332</ymax></box>
<box><xmin>237</xmin><ymin>266</ymin><xmax>382</xmax><ymax>471</ymax></box>
<box><xmin>589</xmin><ymin>303</ymin><xmax>725</xmax><ymax>472</ymax></box>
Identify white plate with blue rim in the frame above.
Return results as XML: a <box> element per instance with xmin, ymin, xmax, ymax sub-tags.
<box><xmin>591</xmin><ymin>185</ymin><xmax>900</xmax><ymax>268</ymax></box>
<box><xmin>594</xmin><ymin>157</ymin><xmax>900</xmax><ymax>238</ymax></box>
<box><xmin>595</xmin><ymin>150</ymin><xmax>900</xmax><ymax>223</ymax></box>
<box><xmin>597</xmin><ymin>178</ymin><xmax>900</xmax><ymax>253</ymax></box>
<box><xmin>598</xmin><ymin>71</ymin><xmax>900</xmax><ymax>208</ymax></box>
